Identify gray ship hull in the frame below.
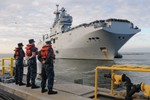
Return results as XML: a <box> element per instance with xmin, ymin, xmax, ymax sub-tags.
<box><xmin>38</xmin><ymin>24</ymin><xmax>139</xmax><ymax>60</ymax></box>
<box><xmin>52</xmin><ymin>29</ymin><xmax>135</xmax><ymax>60</ymax></box>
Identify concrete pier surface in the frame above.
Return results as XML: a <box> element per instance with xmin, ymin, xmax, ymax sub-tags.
<box><xmin>0</xmin><ymin>82</ymin><xmax>94</xmax><ymax>100</ymax></box>
<box><xmin>0</xmin><ymin>73</ymin><xmax>148</xmax><ymax>100</ymax></box>
<box><xmin>0</xmin><ymin>81</ymin><xmax>149</xmax><ymax>100</ymax></box>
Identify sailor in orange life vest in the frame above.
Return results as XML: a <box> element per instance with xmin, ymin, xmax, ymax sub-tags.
<box><xmin>25</xmin><ymin>39</ymin><xmax>39</xmax><ymax>89</ymax></box>
<box><xmin>14</xmin><ymin>43</ymin><xmax>26</xmax><ymax>86</ymax></box>
<box><xmin>38</xmin><ymin>40</ymin><xmax>57</xmax><ymax>94</ymax></box>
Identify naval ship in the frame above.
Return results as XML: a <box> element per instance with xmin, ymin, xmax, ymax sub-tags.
<box><xmin>37</xmin><ymin>5</ymin><xmax>141</xmax><ymax>60</ymax></box>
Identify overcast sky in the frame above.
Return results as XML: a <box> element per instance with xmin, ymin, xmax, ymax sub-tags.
<box><xmin>0</xmin><ymin>0</ymin><xmax>150</xmax><ymax>54</ymax></box>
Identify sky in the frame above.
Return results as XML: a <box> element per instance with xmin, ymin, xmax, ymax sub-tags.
<box><xmin>0</xmin><ymin>0</ymin><xmax>150</xmax><ymax>54</ymax></box>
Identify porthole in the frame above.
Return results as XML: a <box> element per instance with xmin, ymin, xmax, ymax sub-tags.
<box><xmin>118</xmin><ymin>36</ymin><xmax>121</xmax><ymax>39</ymax></box>
<box><xmin>56</xmin><ymin>50</ymin><xmax>59</xmax><ymax>54</ymax></box>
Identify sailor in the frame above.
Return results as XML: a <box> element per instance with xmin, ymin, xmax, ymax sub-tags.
<box><xmin>25</xmin><ymin>39</ymin><xmax>39</xmax><ymax>89</ymax></box>
<box><xmin>38</xmin><ymin>40</ymin><xmax>57</xmax><ymax>94</ymax></box>
<box><xmin>14</xmin><ymin>43</ymin><xmax>25</xmax><ymax>86</ymax></box>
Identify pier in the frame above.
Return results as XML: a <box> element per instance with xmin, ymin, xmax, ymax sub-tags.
<box><xmin>0</xmin><ymin>82</ymin><xmax>94</xmax><ymax>100</ymax></box>
<box><xmin>0</xmin><ymin>58</ymin><xmax>150</xmax><ymax>100</ymax></box>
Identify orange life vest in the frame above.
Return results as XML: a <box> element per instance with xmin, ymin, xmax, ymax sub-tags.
<box><xmin>40</xmin><ymin>45</ymin><xmax>55</xmax><ymax>59</ymax></box>
<box><xmin>14</xmin><ymin>47</ymin><xmax>25</xmax><ymax>59</ymax></box>
<box><xmin>25</xmin><ymin>44</ymin><xmax>38</xmax><ymax>56</ymax></box>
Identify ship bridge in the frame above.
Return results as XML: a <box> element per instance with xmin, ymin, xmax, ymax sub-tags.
<box><xmin>52</xmin><ymin>5</ymin><xmax>72</xmax><ymax>33</ymax></box>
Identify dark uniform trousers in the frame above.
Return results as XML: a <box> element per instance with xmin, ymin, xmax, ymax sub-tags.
<box><xmin>41</xmin><ymin>63</ymin><xmax>54</xmax><ymax>90</ymax></box>
<box><xmin>15</xmin><ymin>59</ymin><xmax>24</xmax><ymax>83</ymax></box>
<box><xmin>27</xmin><ymin>59</ymin><xmax>37</xmax><ymax>84</ymax></box>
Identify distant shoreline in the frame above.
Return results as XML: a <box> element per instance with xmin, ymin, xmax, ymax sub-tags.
<box><xmin>120</xmin><ymin>52</ymin><xmax>150</xmax><ymax>55</ymax></box>
<box><xmin>0</xmin><ymin>54</ymin><xmax>13</xmax><ymax>59</ymax></box>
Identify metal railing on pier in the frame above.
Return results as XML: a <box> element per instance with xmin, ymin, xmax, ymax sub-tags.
<box><xmin>94</xmin><ymin>65</ymin><xmax>150</xmax><ymax>100</ymax></box>
<box><xmin>1</xmin><ymin>58</ymin><xmax>14</xmax><ymax>76</ymax></box>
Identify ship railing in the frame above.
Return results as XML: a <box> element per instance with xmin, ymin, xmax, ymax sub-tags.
<box><xmin>50</xmin><ymin>34</ymin><xmax>56</xmax><ymax>38</ymax></box>
<box><xmin>94</xmin><ymin>65</ymin><xmax>150</xmax><ymax>100</ymax></box>
<box><xmin>65</xmin><ymin>20</ymin><xmax>107</xmax><ymax>32</ymax></box>
<box><xmin>0</xmin><ymin>58</ymin><xmax>14</xmax><ymax>76</ymax></box>
<box><xmin>69</xmin><ymin>23</ymin><xmax>87</xmax><ymax>31</ymax></box>
<box><xmin>66</xmin><ymin>19</ymin><xmax>107</xmax><ymax>32</ymax></box>
<box><xmin>106</xmin><ymin>18</ymin><xmax>130</xmax><ymax>23</ymax></box>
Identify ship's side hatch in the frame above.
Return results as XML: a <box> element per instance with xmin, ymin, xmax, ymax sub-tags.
<box><xmin>100</xmin><ymin>47</ymin><xmax>108</xmax><ymax>59</ymax></box>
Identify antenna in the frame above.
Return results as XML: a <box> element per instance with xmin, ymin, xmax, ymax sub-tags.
<box><xmin>56</xmin><ymin>4</ymin><xmax>59</xmax><ymax>12</ymax></box>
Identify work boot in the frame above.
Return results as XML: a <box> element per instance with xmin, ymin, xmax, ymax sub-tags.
<box><xmin>15</xmin><ymin>82</ymin><xmax>19</xmax><ymax>85</ymax></box>
<box><xmin>41</xmin><ymin>88</ymin><xmax>47</xmax><ymax>93</ymax></box>
<box><xmin>31</xmin><ymin>84</ymin><xmax>40</xmax><ymax>89</ymax></box>
<box><xmin>26</xmin><ymin>83</ymin><xmax>31</xmax><ymax>87</ymax></box>
<box><xmin>48</xmin><ymin>90</ymin><xmax>58</xmax><ymax>95</ymax></box>
<box><xmin>125</xmin><ymin>96</ymin><xmax>133</xmax><ymax>100</ymax></box>
<box><xmin>19</xmin><ymin>82</ymin><xmax>26</xmax><ymax>86</ymax></box>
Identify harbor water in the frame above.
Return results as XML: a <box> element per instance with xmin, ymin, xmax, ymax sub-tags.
<box><xmin>0</xmin><ymin>53</ymin><xmax>150</xmax><ymax>89</ymax></box>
